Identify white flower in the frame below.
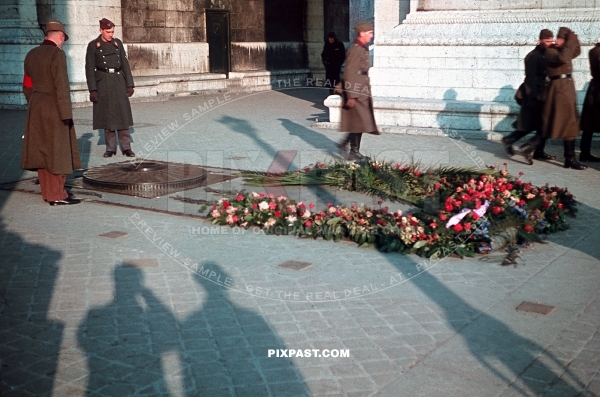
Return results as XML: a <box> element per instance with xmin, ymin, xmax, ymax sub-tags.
<box><xmin>265</xmin><ymin>218</ymin><xmax>276</xmax><ymax>227</ymax></box>
<box><xmin>226</xmin><ymin>206</ymin><xmax>237</xmax><ymax>214</ymax></box>
<box><xmin>251</xmin><ymin>192</ymin><xmax>260</xmax><ymax>198</ymax></box>
<box><xmin>286</xmin><ymin>215</ymin><xmax>297</xmax><ymax>225</ymax></box>
<box><xmin>395</xmin><ymin>210</ymin><xmax>403</xmax><ymax>217</ymax></box>
<box><xmin>301</xmin><ymin>210</ymin><xmax>311</xmax><ymax>219</ymax></box>
<box><xmin>328</xmin><ymin>206</ymin><xmax>337</xmax><ymax>213</ymax></box>
<box><xmin>244</xmin><ymin>208</ymin><xmax>250</xmax><ymax>215</ymax></box>
<box><xmin>278</xmin><ymin>195</ymin><xmax>288</xmax><ymax>202</ymax></box>
<box><xmin>226</xmin><ymin>215</ymin><xmax>235</xmax><ymax>224</ymax></box>
<box><xmin>258</xmin><ymin>201</ymin><xmax>269</xmax><ymax>211</ymax></box>
<box><xmin>211</xmin><ymin>210</ymin><xmax>221</xmax><ymax>218</ymax></box>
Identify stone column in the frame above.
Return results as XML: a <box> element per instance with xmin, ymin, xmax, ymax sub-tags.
<box><xmin>0</xmin><ymin>0</ymin><xmax>43</xmax><ymax>106</ymax></box>
<box><xmin>306</xmin><ymin>0</ymin><xmax>325</xmax><ymax>74</ymax></box>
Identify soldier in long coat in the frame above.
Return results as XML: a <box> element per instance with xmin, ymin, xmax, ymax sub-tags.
<box><xmin>85</xmin><ymin>18</ymin><xmax>135</xmax><ymax>158</ymax></box>
<box><xmin>338</xmin><ymin>22</ymin><xmax>379</xmax><ymax>161</ymax></box>
<box><xmin>503</xmin><ymin>29</ymin><xmax>555</xmax><ymax>164</ymax></box>
<box><xmin>21</xmin><ymin>20</ymin><xmax>82</xmax><ymax>205</ymax></box>
<box><xmin>540</xmin><ymin>27</ymin><xmax>586</xmax><ymax>170</ymax></box>
<box><xmin>579</xmin><ymin>40</ymin><xmax>600</xmax><ymax>162</ymax></box>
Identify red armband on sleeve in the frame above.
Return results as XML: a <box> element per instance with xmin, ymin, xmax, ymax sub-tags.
<box><xmin>23</xmin><ymin>74</ymin><xmax>33</xmax><ymax>89</ymax></box>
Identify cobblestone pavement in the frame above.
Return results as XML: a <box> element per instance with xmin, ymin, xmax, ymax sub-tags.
<box><xmin>1</xmin><ymin>88</ymin><xmax>599</xmax><ymax>396</ymax></box>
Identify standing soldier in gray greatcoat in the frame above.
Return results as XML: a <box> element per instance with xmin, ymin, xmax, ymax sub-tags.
<box><xmin>503</xmin><ymin>29</ymin><xmax>555</xmax><ymax>165</ymax></box>
<box><xmin>579</xmin><ymin>39</ymin><xmax>600</xmax><ymax>162</ymax></box>
<box><xmin>85</xmin><ymin>18</ymin><xmax>135</xmax><ymax>158</ymax></box>
<box><xmin>338</xmin><ymin>22</ymin><xmax>379</xmax><ymax>161</ymax></box>
<box><xmin>21</xmin><ymin>20</ymin><xmax>82</xmax><ymax>205</ymax></box>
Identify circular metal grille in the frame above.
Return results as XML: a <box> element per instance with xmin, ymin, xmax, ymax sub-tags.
<box><xmin>83</xmin><ymin>161</ymin><xmax>207</xmax><ymax>195</ymax></box>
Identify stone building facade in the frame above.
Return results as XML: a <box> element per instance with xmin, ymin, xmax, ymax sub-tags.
<box><xmin>0</xmin><ymin>0</ymin><xmax>363</xmax><ymax>106</ymax></box>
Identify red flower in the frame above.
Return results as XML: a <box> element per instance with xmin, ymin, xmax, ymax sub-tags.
<box><xmin>445</xmin><ymin>204</ymin><xmax>454</xmax><ymax>211</ymax></box>
<box><xmin>212</xmin><ymin>205</ymin><xmax>217</xmax><ymax>211</ymax></box>
<box><xmin>259</xmin><ymin>192</ymin><xmax>266</xmax><ymax>197</ymax></box>
<box><xmin>434</xmin><ymin>183</ymin><xmax>441</xmax><ymax>190</ymax></box>
<box><xmin>251</xmin><ymin>203</ymin><xmax>258</xmax><ymax>209</ymax></box>
<box><xmin>453</xmin><ymin>224</ymin><xmax>463</xmax><ymax>232</ymax></box>
<box><xmin>309</xmin><ymin>203</ymin><xmax>315</xmax><ymax>209</ymax></box>
<box><xmin>395</xmin><ymin>163</ymin><xmax>401</xmax><ymax>169</ymax></box>
<box><xmin>518</xmin><ymin>199</ymin><xmax>526</xmax><ymax>206</ymax></box>
<box><xmin>232</xmin><ymin>215</ymin><xmax>239</xmax><ymax>222</ymax></box>
<box><xmin>305</xmin><ymin>220</ymin><xmax>312</xmax><ymax>227</ymax></box>
<box><xmin>222</xmin><ymin>201</ymin><xmax>230</xmax><ymax>209</ymax></box>
<box><xmin>492</xmin><ymin>206</ymin><xmax>502</xmax><ymax>214</ymax></box>
<box><xmin>269</xmin><ymin>202</ymin><xmax>277</xmax><ymax>210</ymax></box>
<box><xmin>454</xmin><ymin>200</ymin><xmax>462</xmax><ymax>207</ymax></box>
<box><xmin>236</xmin><ymin>194</ymin><xmax>244</xmax><ymax>201</ymax></box>
<box><xmin>432</xmin><ymin>233</ymin><xmax>439</xmax><ymax>240</ymax></box>
<box><xmin>295</xmin><ymin>169</ymin><xmax>301</xmax><ymax>173</ymax></box>
<box><xmin>429</xmin><ymin>222</ymin><xmax>438</xmax><ymax>228</ymax></box>
<box><xmin>409</xmin><ymin>217</ymin><xmax>419</xmax><ymax>226</ymax></box>
<box><xmin>471</xmin><ymin>213</ymin><xmax>479</xmax><ymax>220</ymax></box>
<box><xmin>553</xmin><ymin>213</ymin><xmax>559</xmax><ymax>219</ymax></box>
<box><xmin>327</xmin><ymin>203</ymin><xmax>333</xmax><ymax>208</ymax></box>
<box><xmin>557</xmin><ymin>203</ymin><xmax>563</xmax><ymax>209</ymax></box>
<box><xmin>464</xmin><ymin>222</ymin><xmax>472</xmax><ymax>230</ymax></box>
<box><xmin>439</xmin><ymin>213</ymin><xmax>447</xmax><ymax>221</ymax></box>
<box><xmin>518</xmin><ymin>171</ymin><xmax>524</xmax><ymax>176</ymax></box>
<box><xmin>419</xmin><ymin>233</ymin><xmax>427</xmax><ymax>240</ymax></box>
<box><xmin>523</xmin><ymin>225</ymin><xmax>533</xmax><ymax>232</ymax></box>
<box><xmin>542</xmin><ymin>201</ymin><xmax>550</xmax><ymax>208</ymax></box>
<box><xmin>377</xmin><ymin>200</ymin><xmax>383</xmax><ymax>205</ymax></box>
<box><xmin>414</xmin><ymin>170</ymin><xmax>421</xmax><ymax>177</ymax></box>
<box><xmin>304</xmin><ymin>167</ymin><xmax>311</xmax><ymax>172</ymax></box>
<box><xmin>506</xmin><ymin>183</ymin><xmax>513</xmax><ymax>190</ymax></box>
<box><xmin>274</xmin><ymin>211</ymin><xmax>281</xmax><ymax>218</ymax></box>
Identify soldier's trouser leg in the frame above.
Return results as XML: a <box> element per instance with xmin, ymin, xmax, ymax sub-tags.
<box><xmin>579</xmin><ymin>130</ymin><xmax>600</xmax><ymax>161</ymax></box>
<box><xmin>38</xmin><ymin>169</ymin><xmax>67</xmax><ymax>202</ymax></box>
<box><xmin>564</xmin><ymin>139</ymin><xmax>587</xmax><ymax>170</ymax></box>
<box><xmin>117</xmin><ymin>129</ymin><xmax>132</xmax><ymax>151</ymax></box>
<box><xmin>503</xmin><ymin>130</ymin><xmax>529</xmax><ymax>145</ymax></box>
<box><xmin>104</xmin><ymin>129</ymin><xmax>117</xmax><ymax>152</ymax></box>
<box><xmin>350</xmin><ymin>133</ymin><xmax>362</xmax><ymax>151</ymax></box>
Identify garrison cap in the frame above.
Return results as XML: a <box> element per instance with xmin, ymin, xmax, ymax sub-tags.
<box><xmin>99</xmin><ymin>18</ymin><xmax>115</xmax><ymax>30</ymax></box>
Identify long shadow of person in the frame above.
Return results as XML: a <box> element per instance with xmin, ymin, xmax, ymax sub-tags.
<box><xmin>77</xmin><ymin>263</ymin><xmax>178</xmax><ymax>396</ymax></box>
<box><xmin>376</xmin><ymin>258</ymin><xmax>587</xmax><ymax>395</ymax></box>
<box><xmin>436</xmin><ymin>89</ymin><xmax>482</xmax><ymax>134</ymax></box>
<box><xmin>180</xmin><ymin>263</ymin><xmax>308</xmax><ymax>397</ymax></box>
<box><xmin>278</xmin><ymin>118</ymin><xmax>339</xmax><ymax>157</ymax></box>
<box><xmin>0</xmin><ymin>109</ymin><xmax>65</xmax><ymax>395</ymax></box>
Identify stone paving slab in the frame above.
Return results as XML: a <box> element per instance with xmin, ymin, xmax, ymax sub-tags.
<box><xmin>1</xmin><ymin>89</ymin><xmax>600</xmax><ymax>396</ymax></box>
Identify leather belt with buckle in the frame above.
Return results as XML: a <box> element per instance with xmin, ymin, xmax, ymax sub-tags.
<box><xmin>96</xmin><ymin>66</ymin><xmax>122</xmax><ymax>73</ymax></box>
<box><xmin>548</xmin><ymin>73</ymin><xmax>572</xmax><ymax>81</ymax></box>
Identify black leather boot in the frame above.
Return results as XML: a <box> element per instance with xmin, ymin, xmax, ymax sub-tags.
<box><xmin>501</xmin><ymin>130</ymin><xmax>529</xmax><ymax>156</ymax></box>
<box><xmin>564</xmin><ymin>140</ymin><xmax>587</xmax><ymax>170</ymax></box>
<box><xmin>348</xmin><ymin>133</ymin><xmax>367</xmax><ymax>161</ymax></box>
<box><xmin>533</xmin><ymin>137</ymin><xmax>556</xmax><ymax>160</ymax></box>
<box><xmin>579</xmin><ymin>130</ymin><xmax>600</xmax><ymax>162</ymax></box>
<box><xmin>519</xmin><ymin>136</ymin><xmax>540</xmax><ymax>165</ymax></box>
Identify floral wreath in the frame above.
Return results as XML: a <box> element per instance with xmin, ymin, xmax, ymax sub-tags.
<box><xmin>206</xmin><ymin>160</ymin><xmax>576</xmax><ymax>259</ymax></box>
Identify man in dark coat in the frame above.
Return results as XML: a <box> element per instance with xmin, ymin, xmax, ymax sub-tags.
<box><xmin>85</xmin><ymin>18</ymin><xmax>135</xmax><ymax>158</ymax></box>
<box><xmin>579</xmin><ymin>40</ymin><xmax>600</xmax><ymax>162</ymax></box>
<box><xmin>338</xmin><ymin>22</ymin><xmax>379</xmax><ymax>161</ymax></box>
<box><xmin>539</xmin><ymin>27</ymin><xmax>586</xmax><ymax>170</ymax></box>
<box><xmin>321</xmin><ymin>32</ymin><xmax>345</xmax><ymax>95</ymax></box>
<box><xmin>21</xmin><ymin>20</ymin><xmax>82</xmax><ymax>206</ymax></box>
<box><xmin>503</xmin><ymin>29</ymin><xmax>555</xmax><ymax>165</ymax></box>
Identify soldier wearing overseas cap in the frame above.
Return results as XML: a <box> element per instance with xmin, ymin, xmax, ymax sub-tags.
<box><xmin>21</xmin><ymin>20</ymin><xmax>82</xmax><ymax>205</ymax></box>
<box><xmin>538</xmin><ymin>27</ymin><xmax>586</xmax><ymax>170</ymax></box>
<box><xmin>502</xmin><ymin>29</ymin><xmax>555</xmax><ymax>165</ymax></box>
<box><xmin>578</xmin><ymin>37</ymin><xmax>600</xmax><ymax>162</ymax></box>
<box><xmin>337</xmin><ymin>22</ymin><xmax>379</xmax><ymax>161</ymax></box>
<box><xmin>85</xmin><ymin>18</ymin><xmax>136</xmax><ymax>158</ymax></box>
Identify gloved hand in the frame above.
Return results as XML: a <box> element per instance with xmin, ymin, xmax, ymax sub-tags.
<box><xmin>63</xmin><ymin>119</ymin><xmax>74</xmax><ymax>128</ymax></box>
<box><xmin>127</xmin><ymin>87</ymin><xmax>134</xmax><ymax>97</ymax></box>
<box><xmin>89</xmin><ymin>90</ymin><xmax>98</xmax><ymax>103</ymax></box>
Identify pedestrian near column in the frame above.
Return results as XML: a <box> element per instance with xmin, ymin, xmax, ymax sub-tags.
<box><xmin>540</xmin><ymin>27</ymin><xmax>586</xmax><ymax>170</ymax></box>
<box><xmin>579</xmin><ymin>38</ymin><xmax>600</xmax><ymax>162</ymax></box>
<box><xmin>338</xmin><ymin>22</ymin><xmax>379</xmax><ymax>161</ymax></box>
<box><xmin>503</xmin><ymin>29</ymin><xmax>555</xmax><ymax>165</ymax></box>
<box><xmin>85</xmin><ymin>18</ymin><xmax>135</xmax><ymax>158</ymax></box>
<box><xmin>321</xmin><ymin>32</ymin><xmax>345</xmax><ymax>95</ymax></box>
<box><xmin>21</xmin><ymin>20</ymin><xmax>82</xmax><ymax>206</ymax></box>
